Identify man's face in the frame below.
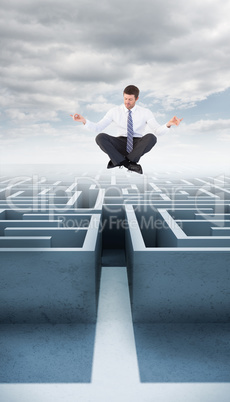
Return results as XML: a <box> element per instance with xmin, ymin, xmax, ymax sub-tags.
<box><xmin>123</xmin><ymin>93</ymin><xmax>138</xmax><ymax>110</ymax></box>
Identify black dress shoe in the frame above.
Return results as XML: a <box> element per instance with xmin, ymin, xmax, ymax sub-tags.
<box><xmin>128</xmin><ymin>162</ymin><xmax>143</xmax><ymax>174</ymax></box>
<box><xmin>107</xmin><ymin>160</ymin><xmax>116</xmax><ymax>169</ymax></box>
<box><xmin>119</xmin><ymin>158</ymin><xmax>130</xmax><ymax>169</ymax></box>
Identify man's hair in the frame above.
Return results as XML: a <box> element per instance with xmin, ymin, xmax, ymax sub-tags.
<box><xmin>123</xmin><ymin>85</ymin><xmax>140</xmax><ymax>99</ymax></box>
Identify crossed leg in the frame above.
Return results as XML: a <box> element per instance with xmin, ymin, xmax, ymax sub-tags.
<box><xmin>95</xmin><ymin>133</ymin><xmax>157</xmax><ymax>166</ymax></box>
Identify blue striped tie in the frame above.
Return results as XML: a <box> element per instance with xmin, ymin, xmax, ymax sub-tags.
<box><xmin>126</xmin><ymin>110</ymin><xmax>134</xmax><ymax>153</ymax></box>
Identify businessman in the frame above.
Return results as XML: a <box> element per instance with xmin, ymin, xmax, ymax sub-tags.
<box><xmin>71</xmin><ymin>85</ymin><xmax>182</xmax><ymax>174</ymax></box>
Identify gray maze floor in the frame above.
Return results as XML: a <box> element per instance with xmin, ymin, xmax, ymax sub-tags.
<box><xmin>0</xmin><ymin>165</ymin><xmax>230</xmax><ymax>401</ymax></box>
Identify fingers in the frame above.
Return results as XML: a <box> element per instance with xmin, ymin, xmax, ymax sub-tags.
<box><xmin>70</xmin><ymin>113</ymin><xmax>79</xmax><ymax>120</ymax></box>
<box><xmin>172</xmin><ymin>116</ymin><xmax>183</xmax><ymax>125</ymax></box>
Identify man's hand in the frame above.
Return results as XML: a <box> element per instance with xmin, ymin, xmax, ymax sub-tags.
<box><xmin>70</xmin><ymin>113</ymin><xmax>86</xmax><ymax>125</ymax></box>
<box><xmin>166</xmin><ymin>116</ymin><xmax>183</xmax><ymax>128</ymax></box>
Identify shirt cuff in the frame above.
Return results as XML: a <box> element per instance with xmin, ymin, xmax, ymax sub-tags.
<box><xmin>84</xmin><ymin>119</ymin><xmax>91</xmax><ymax>129</ymax></box>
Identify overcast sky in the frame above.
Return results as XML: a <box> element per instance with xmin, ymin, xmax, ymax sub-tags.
<box><xmin>0</xmin><ymin>0</ymin><xmax>230</xmax><ymax>173</ymax></box>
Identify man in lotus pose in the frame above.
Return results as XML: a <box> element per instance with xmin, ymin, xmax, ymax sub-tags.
<box><xmin>71</xmin><ymin>85</ymin><xmax>182</xmax><ymax>174</ymax></box>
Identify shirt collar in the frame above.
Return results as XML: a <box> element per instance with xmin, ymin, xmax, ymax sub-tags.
<box><xmin>122</xmin><ymin>104</ymin><xmax>137</xmax><ymax>113</ymax></box>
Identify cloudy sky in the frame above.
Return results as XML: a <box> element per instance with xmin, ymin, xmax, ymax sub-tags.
<box><xmin>0</xmin><ymin>0</ymin><xmax>230</xmax><ymax>173</ymax></box>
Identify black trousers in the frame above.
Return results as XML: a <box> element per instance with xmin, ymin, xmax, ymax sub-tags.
<box><xmin>95</xmin><ymin>133</ymin><xmax>157</xmax><ymax>165</ymax></box>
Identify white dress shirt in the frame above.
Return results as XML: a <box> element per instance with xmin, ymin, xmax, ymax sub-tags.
<box><xmin>84</xmin><ymin>104</ymin><xmax>169</xmax><ymax>138</ymax></box>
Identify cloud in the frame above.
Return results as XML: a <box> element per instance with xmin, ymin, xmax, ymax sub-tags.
<box><xmin>0</xmin><ymin>0</ymin><xmax>230</xmax><ymax>168</ymax></box>
<box><xmin>1</xmin><ymin>0</ymin><xmax>230</xmax><ymax>108</ymax></box>
<box><xmin>86</xmin><ymin>102</ymin><xmax>117</xmax><ymax>113</ymax></box>
<box><xmin>5</xmin><ymin>109</ymin><xmax>59</xmax><ymax>123</ymax></box>
<box><xmin>182</xmin><ymin>119</ymin><xmax>230</xmax><ymax>135</ymax></box>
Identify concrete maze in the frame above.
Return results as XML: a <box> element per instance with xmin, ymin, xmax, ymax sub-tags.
<box><xmin>0</xmin><ymin>170</ymin><xmax>230</xmax><ymax>401</ymax></box>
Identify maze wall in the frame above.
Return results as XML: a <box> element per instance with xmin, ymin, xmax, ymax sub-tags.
<box><xmin>0</xmin><ymin>175</ymin><xmax>103</xmax><ymax>323</ymax></box>
<box><xmin>123</xmin><ymin>176</ymin><xmax>230</xmax><ymax>322</ymax></box>
<box><xmin>1</xmin><ymin>172</ymin><xmax>230</xmax><ymax>324</ymax></box>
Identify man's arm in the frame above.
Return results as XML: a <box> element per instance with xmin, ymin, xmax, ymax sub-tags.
<box><xmin>70</xmin><ymin>112</ymin><xmax>113</xmax><ymax>133</ymax></box>
<box><xmin>147</xmin><ymin>110</ymin><xmax>182</xmax><ymax>136</ymax></box>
